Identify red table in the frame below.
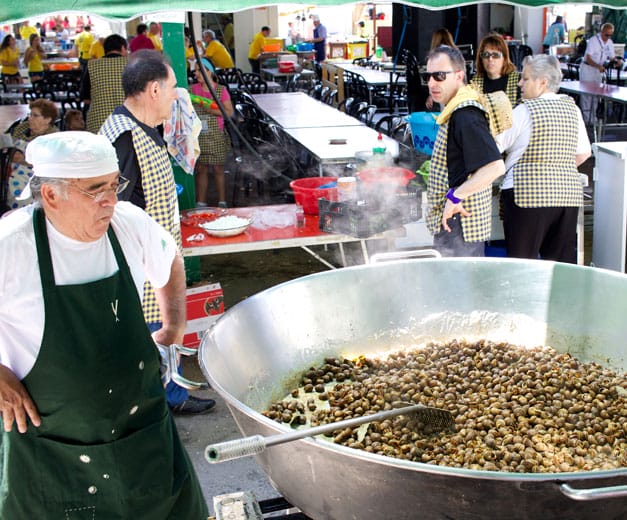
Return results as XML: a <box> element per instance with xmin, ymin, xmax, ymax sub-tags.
<box><xmin>181</xmin><ymin>204</ymin><xmax>376</xmax><ymax>268</ymax></box>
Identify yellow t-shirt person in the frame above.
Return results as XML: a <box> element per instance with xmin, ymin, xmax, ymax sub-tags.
<box><xmin>0</xmin><ymin>46</ymin><xmax>20</xmax><ymax>75</ymax></box>
<box><xmin>89</xmin><ymin>39</ymin><xmax>105</xmax><ymax>59</ymax></box>
<box><xmin>76</xmin><ymin>30</ymin><xmax>95</xmax><ymax>60</ymax></box>
<box><xmin>248</xmin><ymin>31</ymin><xmax>266</xmax><ymax>60</ymax></box>
<box><xmin>20</xmin><ymin>25</ymin><xmax>38</xmax><ymax>41</ymax></box>
<box><xmin>148</xmin><ymin>33</ymin><xmax>163</xmax><ymax>52</ymax></box>
<box><xmin>205</xmin><ymin>40</ymin><xmax>234</xmax><ymax>69</ymax></box>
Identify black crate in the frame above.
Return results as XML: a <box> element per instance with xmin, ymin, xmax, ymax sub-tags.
<box><xmin>318</xmin><ymin>192</ymin><xmax>420</xmax><ymax>238</ymax></box>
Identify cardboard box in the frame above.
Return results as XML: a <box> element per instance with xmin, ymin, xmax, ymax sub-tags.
<box><xmin>183</xmin><ymin>282</ymin><xmax>224</xmax><ymax>349</ymax></box>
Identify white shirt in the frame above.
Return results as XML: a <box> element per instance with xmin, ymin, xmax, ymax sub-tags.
<box><xmin>0</xmin><ymin>202</ymin><xmax>177</xmax><ymax>379</ymax></box>
<box><xmin>494</xmin><ymin>93</ymin><xmax>591</xmax><ymax>190</ymax></box>
<box><xmin>581</xmin><ymin>34</ymin><xmax>616</xmax><ymax>82</ymax></box>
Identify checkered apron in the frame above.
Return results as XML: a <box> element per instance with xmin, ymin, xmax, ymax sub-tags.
<box><xmin>426</xmin><ymin>100</ymin><xmax>492</xmax><ymax>243</ymax></box>
<box><xmin>86</xmin><ymin>56</ymin><xmax>128</xmax><ymax>133</ymax></box>
<box><xmin>512</xmin><ymin>97</ymin><xmax>582</xmax><ymax>208</ymax></box>
<box><xmin>471</xmin><ymin>71</ymin><xmax>520</xmax><ymax>107</ymax></box>
<box><xmin>194</xmin><ymin>84</ymin><xmax>231</xmax><ymax>165</ymax></box>
<box><xmin>100</xmin><ymin>114</ymin><xmax>181</xmax><ymax>324</ymax></box>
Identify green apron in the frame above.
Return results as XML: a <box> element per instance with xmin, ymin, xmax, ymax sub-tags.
<box><xmin>0</xmin><ymin>208</ymin><xmax>208</xmax><ymax>519</ymax></box>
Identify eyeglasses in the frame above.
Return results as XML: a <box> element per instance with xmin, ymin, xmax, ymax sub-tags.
<box><xmin>601</xmin><ymin>33</ymin><xmax>613</xmax><ymax>38</ymax></box>
<box><xmin>420</xmin><ymin>70</ymin><xmax>456</xmax><ymax>82</ymax></box>
<box><xmin>28</xmin><ymin>112</ymin><xmax>44</xmax><ymax>118</ymax></box>
<box><xmin>70</xmin><ymin>176</ymin><xmax>130</xmax><ymax>202</ymax></box>
<box><xmin>480</xmin><ymin>51</ymin><xmax>503</xmax><ymax>60</ymax></box>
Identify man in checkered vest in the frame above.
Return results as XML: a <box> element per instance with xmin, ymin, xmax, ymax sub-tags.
<box><xmin>81</xmin><ymin>34</ymin><xmax>128</xmax><ymax>134</ymax></box>
<box><xmin>425</xmin><ymin>45</ymin><xmax>505</xmax><ymax>257</ymax></box>
<box><xmin>100</xmin><ymin>50</ymin><xmax>216</xmax><ymax>415</ymax></box>
<box><xmin>495</xmin><ymin>54</ymin><xmax>591</xmax><ymax>263</ymax></box>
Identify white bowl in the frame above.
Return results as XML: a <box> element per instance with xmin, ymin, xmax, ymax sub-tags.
<box><xmin>199</xmin><ymin>216</ymin><xmax>252</xmax><ymax>237</ymax></box>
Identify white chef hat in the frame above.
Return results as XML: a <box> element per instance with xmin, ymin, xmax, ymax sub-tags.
<box><xmin>312</xmin><ymin>14</ymin><xmax>320</xmax><ymax>21</ymax></box>
<box><xmin>20</xmin><ymin>131</ymin><xmax>119</xmax><ymax>200</ymax></box>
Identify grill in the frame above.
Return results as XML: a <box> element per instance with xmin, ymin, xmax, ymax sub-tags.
<box><xmin>212</xmin><ymin>492</ymin><xmax>311</xmax><ymax>520</ymax></box>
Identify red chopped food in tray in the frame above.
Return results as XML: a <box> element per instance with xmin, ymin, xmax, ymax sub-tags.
<box><xmin>181</xmin><ymin>210</ymin><xmax>220</xmax><ymax>227</ymax></box>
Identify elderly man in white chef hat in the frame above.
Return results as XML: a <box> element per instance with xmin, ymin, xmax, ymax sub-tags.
<box><xmin>0</xmin><ymin>131</ymin><xmax>208</xmax><ymax>518</ymax></box>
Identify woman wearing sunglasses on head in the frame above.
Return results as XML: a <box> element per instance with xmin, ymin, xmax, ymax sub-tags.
<box><xmin>471</xmin><ymin>33</ymin><xmax>520</xmax><ymax>107</ymax></box>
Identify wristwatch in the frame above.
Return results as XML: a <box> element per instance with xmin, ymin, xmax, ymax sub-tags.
<box><xmin>446</xmin><ymin>188</ymin><xmax>462</xmax><ymax>204</ymax></box>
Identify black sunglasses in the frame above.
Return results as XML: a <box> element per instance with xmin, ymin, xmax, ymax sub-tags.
<box><xmin>480</xmin><ymin>51</ymin><xmax>503</xmax><ymax>59</ymax></box>
<box><xmin>420</xmin><ymin>70</ymin><xmax>456</xmax><ymax>82</ymax></box>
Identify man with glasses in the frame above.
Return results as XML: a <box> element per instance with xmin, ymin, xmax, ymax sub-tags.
<box><xmin>580</xmin><ymin>23</ymin><xmax>623</xmax><ymax>125</ymax></box>
<box><xmin>100</xmin><ymin>50</ymin><xmax>216</xmax><ymax>415</ymax></box>
<box><xmin>0</xmin><ymin>131</ymin><xmax>208</xmax><ymax>518</ymax></box>
<box><xmin>424</xmin><ymin>45</ymin><xmax>505</xmax><ymax>257</ymax></box>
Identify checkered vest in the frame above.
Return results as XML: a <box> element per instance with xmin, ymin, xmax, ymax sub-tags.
<box><xmin>470</xmin><ymin>71</ymin><xmax>520</xmax><ymax>107</ymax></box>
<box><xmin>426</xmin><ymin>100</ymin><xmax>492</xmax><ymax>243</ymax></box>
<box><xmin>86</xmin><ymin>56</ymin><xmax>128</xmax><ymax>133</ymax></box>
<box><xmin>100</xmin><ymin>114</ymin><xmax>181</xmax><ymax>324</ymax></box>
<box><xmin>512</xmin><ymin>97</ymin><xmax>582</xmax><ymax>208</ymax></box>
<box><xmin>11</xmin><ymin>121</ymin><xmax>58</xmax><ymax>142</ymax></box>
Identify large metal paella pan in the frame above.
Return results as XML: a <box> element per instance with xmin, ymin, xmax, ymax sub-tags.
<box><xmin>199</xmin><ymin>258</ymin><xmax>626</xmax><ymax>520</ymax></box>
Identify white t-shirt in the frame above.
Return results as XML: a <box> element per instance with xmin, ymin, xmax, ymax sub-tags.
<box><xmin>495</xmin><ymin>93</ymin><xmax>591</xmax><ymax>190</ymax></box>
<box><xmin>0</xmin><ymin>201</ymin><xmax>177</xmax><ymax>379</ymax></box>
<box><xmin>581</xmin><ymin>34</ymin><xmax>616</xmax><ymax>82</ymax></box>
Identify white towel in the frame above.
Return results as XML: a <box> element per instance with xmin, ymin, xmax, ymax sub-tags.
<box><xmin>163</xmin><ymin>87</ymin><xmax>202</xmax><ymax>174</ymax></box>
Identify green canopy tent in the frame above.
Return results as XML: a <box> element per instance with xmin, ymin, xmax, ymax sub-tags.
<box><xmin>1</xmin><ymin>0</ymin><xmax>625</xmax><ymax>23</ymax></box>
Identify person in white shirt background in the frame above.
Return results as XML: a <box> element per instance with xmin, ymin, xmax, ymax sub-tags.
<box><xmin>579</xmin><ymin>23</ymin><xmax>623</xmax><ymax>125</ymax></box>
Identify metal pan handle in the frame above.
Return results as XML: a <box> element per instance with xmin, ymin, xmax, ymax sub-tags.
<box><xmin>560</xmin><ymin>483</ymin><xmax>627</xmax><ymax>501</ymax></box>
<box><xmin>156</xmin><ymin>343</ymin><xmax>209</xmax><ymax>391</ymax></box>
<box><xmin>168</xmin><ymin>344</ymin><xmax>210</xmax><ymax>391</ymax></box>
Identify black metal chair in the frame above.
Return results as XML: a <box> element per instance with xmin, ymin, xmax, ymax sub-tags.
<box><xmin>239</xmin><ymin>72</ymin><xmax>268</xmax><ymax>94</ymax></box>
<box><xmin>0</xmin><ymin>146</ymin><xmax>16</xmax><ymax>216</ymax></box>
<box><xmin>23</xmin><ymin>79</ymin><xmax>54</xmax><ymax>103</ymax></box>
<box><xmin>347</xmin><ymin>73</ymin><xmax>374</xmax><ymax>105</ymax></box>
<box><xmin>336</xmin><ymin>96</ymin><xmax>354</xmax><ymax>114</ymax></box>
<box><xmin>285</xmin><ymin>73</ymin><xmax>301</xmax><ymax>92</ymax></box>
<box><xmin>509</xmin><ymin>44</ymin><xmax>533</xmax><ymax>71</ymax></box>
<box><xmin>350</xmin><ymin>101</ymin><xmax>369</xmax><ymax>121</ymax></box>
<box><xmin>567</xmin><ymin>61</ymin><xmax>581</xmax><ymax>81</ymax></box>
<box><xmin>229</xmin><ymin>106</ymin><xmax>301</xmax><ymax>206</ymax></box>
<box><xmin>4</xmin><ymin>116</ymin><xmax>25</xmax><ymax>136</ymax></box>
<box><xmin>215</xmin><ymin>67</ymin><xmax>244</xmax><ymax>86</ymax></box>
<box><xmin>362</xmin><ymin>104</ymin><xmax>378</xmax><ymax>127</ymax></box>
<box><xmin>235</xmin><ymin>101</ymin><xmax>266</xmax><ymax>122</ymax></box>
<box><xmin>401</xmin><ymin>49</ymin><xmax>428</xmax><ymax>113</ymax></box>
<box><xmin>308</xmin><ymin>82</ymin><xmax>323</xmax><ymax>100</ymax></box>
<box><xmin>325</xmin><ymin>89</ymin><xmax>338</xmax><ymax>107</ymax></box>
<box><xmin>375</xmin><ymin>114</ymin><xmax>407</xmax><ymax>137</ymax></box>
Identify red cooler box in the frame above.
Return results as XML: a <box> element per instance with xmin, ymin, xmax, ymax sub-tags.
<box><xmin>183</xmin><ymin>282</ymin><xmax>224</xmax><ymax>348</ymax></box>
<box><xmin>278</xmin><ymin>61</ymin><xmax>295</xmax><ymax>73</ymax></box>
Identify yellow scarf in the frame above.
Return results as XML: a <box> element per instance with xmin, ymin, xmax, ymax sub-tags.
<box><xmin>436</xmin><ymin>84</ymin><xmax>512</xmax><ymax>137</ymax></box>
<box><xmin>436</xmin><ymin>85</ymin><xmax>480</xmax><ymax>126</ymax></box>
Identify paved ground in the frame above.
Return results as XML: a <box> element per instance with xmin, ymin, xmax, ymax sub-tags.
<box><xmin>174</xmin><ymin>248</ymin><xmax>338</xmax><ymax>516</ymax></box>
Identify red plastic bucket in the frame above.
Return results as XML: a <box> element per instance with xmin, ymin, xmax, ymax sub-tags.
<box><xmin>290</xmin><ymin>177</ymin><xmax>338</xmax><ymax>215</ymax></box>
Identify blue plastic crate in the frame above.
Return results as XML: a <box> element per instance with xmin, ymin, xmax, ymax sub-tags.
<box><xmin>485</xmin><ymin>240</ymin><xmax>507</xmax><ymax>257</ymax></box>
<box><xmin>406</xmin><ymin>112</ymin><xmax>440</xmax><ymax>156</ymax></box>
